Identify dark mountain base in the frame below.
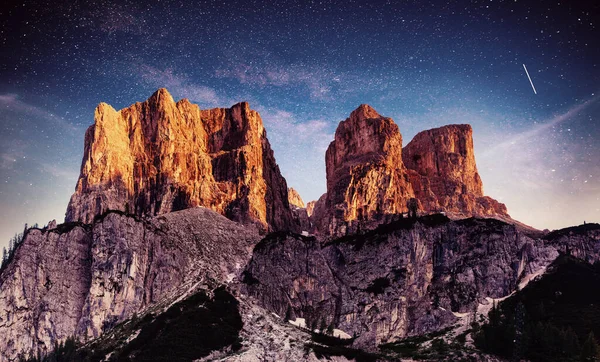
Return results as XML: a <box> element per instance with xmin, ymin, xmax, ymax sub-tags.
<box><xmin>474</xmin><ymin>254</ymin><xmax>600</xmax><ymax>362</ymax></box>
<box><xmin>23</xmin><ymin>286</ymin><xmax>242</xmax><ymax>362</ymax></box>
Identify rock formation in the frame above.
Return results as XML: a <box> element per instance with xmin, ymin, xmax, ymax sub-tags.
<box><xmin>308</xmin><ymin>193</ymin><xmax>328</xmax><ymax>233</ymax></box>
<box><xmin>0</xmin><ymin>208</ymin><xmax>260</xmax><ymax>360</ymax></box>
<box><xmin>287</xmin><ymin>188</ymin><xmax>305</xmax><ymax>208</ymax></box>
<box><xmin>403</xmin><ymin>125</ymin><xmax>509</xmax><ymax>219</ymax></box>
<box><xmin>243</xmin><ymin>219</ymin><xmax>600</xmax><ymax>348</ymax></box>
<box><xmin>313</xmin><ymin>105</ymin><xmax>510</xmax><ymax>236</ymax></box>
<box><xmin>306</xmin><ymin>200</ymin><xmax>316</xmax><ymax>217</ymax></box>
<box><xmin>322</xmin><ymin>105</ymin><xmax>415</xmax><ymax>235</ymax></box>
<box><xmin>287</xmin><ymin>188</ymin><xmax>311</xmax><ymax>231</ymax></box>
<box><xmin>65</xmin><ymin>88</ymin><xmax>293</xmax><ymax>232</ymax></box>
<box><xmin>3</xmin><ymin>95</ymin><xmax>588</xmax><ymax>360</ymax></box>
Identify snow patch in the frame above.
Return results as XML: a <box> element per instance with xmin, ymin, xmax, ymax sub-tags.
<box><xmin>125</xmin><ymin>329</ymin><xmax>141</xmax><ymax>344</ymax></box>
<box><xmin>518</xmin><ymin>266</ymin><xmax>547</xmax><ymax>290</ymax></box>
<box><xmin>226</xmin><ymin>273</ymin><xmax>235</xmax><ymax>283</ymax></box>
<box><xmin>452</xmin><ymin>311</ymin><xmax>469</xmax><ymax>318</ymax></box>
<box><xmin>288</xmin><ymin>317</ymin><xmax>306</xmax><ymax>328</ymax></box>
<box><xmin>333</xmin><ymin>329</ymin><xmax>352</xmax><ymax>339</ymax></box>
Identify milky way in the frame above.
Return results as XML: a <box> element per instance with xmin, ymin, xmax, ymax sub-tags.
<box><xmin>1</xmin><ymin>0</ymin><xmax>599</xmax><ymax>247</ymax></box>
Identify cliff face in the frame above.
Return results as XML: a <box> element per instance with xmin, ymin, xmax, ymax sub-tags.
<box><xmin>0</xmin><ymin>208</ymin><xmax>259</xmax><ymax>361</ymax></box>
<box><xmin>322</xmin><ymin>105</ymin><xmax>415</xmax><ymax>236</ymax></box>
<box><xmin>315</xmin><ymin>105</ymin><xmax>510</xmax><ymax>236</ymax></box>
<box><xmin>66</xmin><ymin>89</ymin><xmax>293</xmax><ymax>232</ymax></box>
<box><xmin>243</xmin><ymin>220</ymin><xmax>600</xmax><ymax>348</ymax></box>
<box><xmin>287</xmin><ymin>188</ymin><xmax>305</xmax><ymax>208</ymax></box>
<box><xmin>403</xmin><ymin>125</ymin><xmax>509</xmax><ymax>218</ymax></box>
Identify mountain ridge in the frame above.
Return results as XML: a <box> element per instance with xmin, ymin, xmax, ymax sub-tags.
<box><xmin>2</xmin><ymin>89</ymin><xmax>591</xmax><ymax>361</ymax></box>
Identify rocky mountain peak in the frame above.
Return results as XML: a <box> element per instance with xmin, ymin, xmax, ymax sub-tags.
<box><xmin>321</xmin><ymin>105</ymin><xmax>414</xmax><ymax>235</ymax></box>
<box><xmin>149</xmin><ymin>87</ymin><xmax>175</xmax><ymax>104</ymax></box>
<box><xmin>66</xmin><ymin>89</ymin><xmax>293</xmax><ymax>231</ymax></box>
<box><xmin>404</xmin><ymin>124</ymin><xmax>482</xmax><ymax>196</ymax></box>
<box><xmin>287</xmin><ymin>188</ymin><xmax>305</xmax><ymax>208</ymax></box>
<box><xmin>312</xmin><ymin>107</ymin><xmax>511</xmax><ymax>235</ymax></box>
<box><xmin>403</xmin><ymin>124</ymin><xmax>509</xmax><ymax>219</ymax></box>
<box><xmin>349</xmin><ymin>103</ymin><xmax>381</xmax><ymax>121</ymax></box>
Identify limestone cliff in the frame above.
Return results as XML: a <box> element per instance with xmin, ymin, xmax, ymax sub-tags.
<box><xmin>403</xmin><ymin>125</ymin><xmax>509</xmax><ymax>219</ymax></box>
<box><xmin>0</xmin><ymin>208</ymin><xmax>260</xmax><ymax>360</ymax></box>
<box><xmin>66</xmin><ymin>88</ymin><xmax>293</xmax><ymax>232</ymax></box>
<box><xmin>316</xmin><ymin>105</ymin><xmax>510</xmax><ymax>236</ymax></box>
<box><xmin>287</xmin><ymin>188</ymin><xmax>305</xmax><ymax>208</ymax></box>
<box><xmin>306</xmin><ymin>200</ymin><xmax>316</xmax><ymax>217</ymax></box>
<box><xmin>322</xmin><ymin>105</ymin><xmax>415</xmax><ymax>236</ymax></box>
<box><xmin>243</xmin><ymin>220</ymin><xmax>600</xmax><ymax>348</ymax></box>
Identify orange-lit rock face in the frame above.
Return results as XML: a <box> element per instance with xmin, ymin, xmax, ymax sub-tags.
<box><xmin>323</xmin><ymin>105</ymin><xmax>415</xmax><ymax>235</ymax></box>
<box><xmin>66</xmin><ymin>88</ymin><xmax>293</xmax><ymax>231</ymax></box>
<box><xmin>287</xmin><ymin>187</ymin><xmax>305</xmax><ymax>208</ymax></box>
<box><xmin>403</xmin><ymin>125</ymin><xmax>509</xmax><ymax>218</ymax></box>
<box><xmin>305</xmin><ymin>201</ymin><xmax>316</xmax><ymax>217</ymax></box>
<box><xmin>318</xmin><ymin>106</ymin><xmax>510</xmax><ymax>236</ymax></box>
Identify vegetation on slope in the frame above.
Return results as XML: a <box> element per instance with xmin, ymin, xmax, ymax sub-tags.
<box><xmin>474</xmin><ymin>254</ymin><xmax>600</xmax><ymax>362</ymax></box>
<box><xmin>22</xmin><ymin>286</ymin><xmax>242</xmax><ymax>362</ymax></box>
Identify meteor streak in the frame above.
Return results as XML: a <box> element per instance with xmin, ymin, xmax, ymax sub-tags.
<box><xmin>522</xmin><ymin>64</ymin><xmax>537</xmax><ymax>94</ymax></box>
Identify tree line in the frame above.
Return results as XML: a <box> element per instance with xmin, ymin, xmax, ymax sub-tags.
<box><xmin>0</xmin><ymin>223</ymin><xmax>38</xmax><ymax>273</ymax></box>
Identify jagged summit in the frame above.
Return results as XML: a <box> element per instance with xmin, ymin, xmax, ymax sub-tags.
<box><xmin>66</xmin><ymin>89</ymin><xmax>293</xmax><ymax>231</ymax></box>
<box><xmin>287</xmin><ymin>187</ymin><xmax>305</xmax><ymax>208</ymax></box>
<box><xmin>312</xmin><ymin>105</ymin><xmax>510</xmax><ymax>235</ymax></box>
<box><xmin>321</xmin><ymin>104</ymin><xmax>413</xmax><ymax>235</ymax></box>
<box><xmin>149</xmin><ymin>87</ymin><xmax>175</xmax><ymax>103</ymax></box>
<box><xmin>348</xmin><ymin>103</ymin><xmax>382</xmax><ymax>121</ymax></box>
<box><xmin>403</xmin><ymin>123</ymin><xmax>509</xmax><ymax>219</ymax></box>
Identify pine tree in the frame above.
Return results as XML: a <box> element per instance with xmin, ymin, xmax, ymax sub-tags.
<box><xmin>581</xmin><ymin>332</ymin><xmax>600</xmax><ymax>362</ymax></box>
<box><xmin>407</xmin><ymin>198</ymin><xmax>419</xmax><ymax>219</ymax></box>
<box><xmin>326</xmin><ymin>323</ymin><xmax>335</xmax><ymax>336</ymax></box>
<box><xmin>319</xmin><ymin>317</ymin><xmax>327</xmax><ymax>333</ymax></box>
<box><xmin>1</xmin><ymin>247</ymin><xmax>7</xmax><ymax>267</ymax></box>
<box><xmin>284</xmin><ymin>305</ymin><xmax>293</xmax><ymax>322</ymax></box>
<box><xmin>9</xmin><ymin>236</ymin><xmax>15</xmax><ymax>255</ymax></box>
<box><xmin>512</xmin><ymin>302</ymin><xmax>526</xmax><ymax>361</ymax></box>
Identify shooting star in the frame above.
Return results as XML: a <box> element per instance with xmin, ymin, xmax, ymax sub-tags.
<box><xmin>522</xmin><ymin>64</ymin><xmax>537</xmax><ymax>94</ymax></box>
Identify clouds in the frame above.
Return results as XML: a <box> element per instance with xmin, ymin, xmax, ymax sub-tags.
<box><xmin>0</xmin><ymin>94</ymin><xmax>78</xmax><ymax>133</ymax></box>
<box><xmin>214</xmin><ymin>54</ymin><xmax>363</xmax><ymax>102</ymax></box>
<box><xmin>482</xmin><ymin>94</ymin><xmax>600</xmax><ymax>156</ymax></box>
<box><xmin>257</xmin><ymin>107</ymin><xmax>334</xmax><ymax>202</ymax></box>
<box><xmin>260</xmin><ymin>108</ymin><xmax>333</xmax><ymax>149</ymax></box>
<box><xmin>216</xmin><ymin>63</ymin><xmax>331</xmax><ymax>100</ymax></box>
<box><xmin>474</xmin><ymin>100</ymin><xmax>600</xmax><ymax>229</ymax></box>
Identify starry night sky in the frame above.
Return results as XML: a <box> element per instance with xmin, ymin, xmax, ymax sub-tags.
<box><xmin>1</xmin><ymin>0</ymin><xmax>599</xmax><ymax>248</ymax></box>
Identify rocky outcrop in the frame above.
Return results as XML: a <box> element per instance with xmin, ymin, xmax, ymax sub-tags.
<box><xmin>542</xmin><ymin>223</ymin><xmax>600</xmax><ymax>261</ymax></box>
<box><xmin>316</xmin><ymin>105</ymin><xmax>510</xmax><ymax>236</ymax></box>
<box><xmin>243</xmin><ymin>219</ymin><xmax>600</xmax><ymax>349</ymax></box>
<box><xmin>306</xmin><ymin>200</ymin><xmax>316</xmax><ymax>217</ymax></box>
<box><xmin>0</xmin><ymin>208</ymin><xmax>260</xmax><ymax>361</ymax></box>
<box><xmin>322</xmin><ymin>105</ymin><xmax>415</xmax><ymax>236</ymax></box>
<box><xmin>308</xmin><ymin>193</ymin><xmax>328</xmax><ymax>233</ymax></box>
<box><xmin>403</xmin><ymin>125</ymin><xmax>509</xmax><ymax>219</ymax></box>
<box><xmin>287</xmin><ymin>188</ymin><xmax>311</xmax><ymax>231</ymax></box>
<box><xmin>66</xmin><ymin>88</ymin><xmax>293</xmax><ymax>232</ymax></box>
<box><xmin>287</xmin><ymin>188</ymin><xmax>305</xmax><ymax>208</ymax></box>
